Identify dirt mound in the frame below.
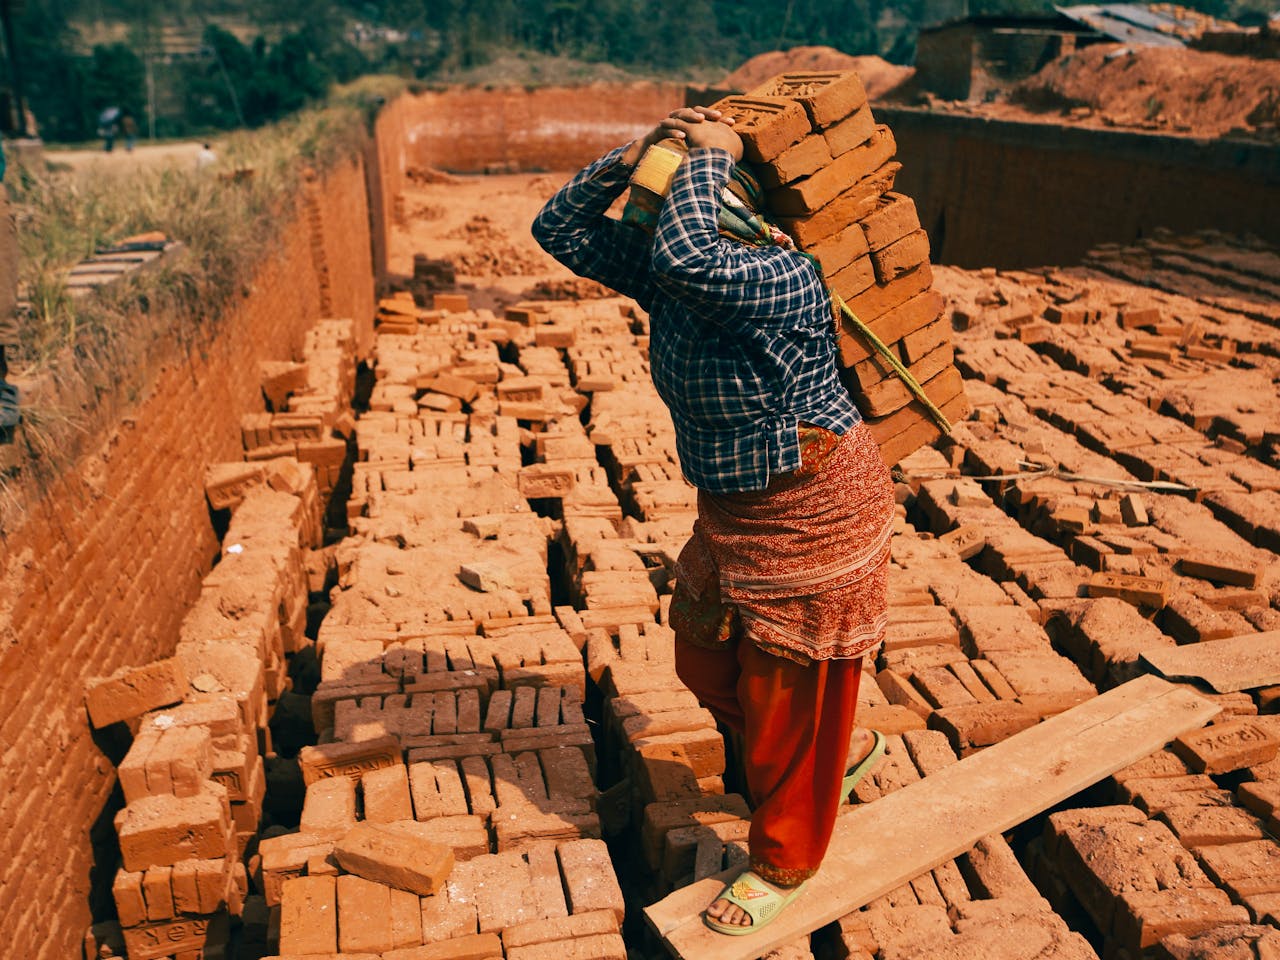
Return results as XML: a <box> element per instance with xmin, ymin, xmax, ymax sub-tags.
<box><xmin>723</xmin><ymin>47</ymin><xmax>914</xmax><ymax>100</ymax></box>
<box><xmin>1012</xmin><ymin>43</ymin><xmax>1280</xmax><ymax>137</ymax></box>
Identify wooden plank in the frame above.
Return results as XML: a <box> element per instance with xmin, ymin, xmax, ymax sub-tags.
<box><xmin>644</xmin><ymin>675</ymin><xmax>1218</xmax><ymax>959</ymax></box>
<box><xmin>1140</xmin><ymin>631</ymin><xmax>1280</xmax><ymax>693</ymax></box>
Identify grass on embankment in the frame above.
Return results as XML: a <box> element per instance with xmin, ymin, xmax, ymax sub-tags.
<box><xmin>0</xmin><ymin>76</ymin><xmax>406</xmax><ymax>522</ymax></box>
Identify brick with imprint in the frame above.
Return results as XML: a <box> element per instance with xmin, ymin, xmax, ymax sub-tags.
<box><xmin>1174</xmin><ymin>719</ymin><xmax>1280</xmax><ymax>775</ymax></box>
<box><xmin>748</xmin><ymin>71</ymin><xmax>868</xmax><ymax>127</ymax></box>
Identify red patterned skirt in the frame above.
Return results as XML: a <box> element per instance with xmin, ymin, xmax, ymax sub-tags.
<box><xmin>669</xmin><ymin>421</ymin><xmax>895</xmax><ymax>664</ymax></box>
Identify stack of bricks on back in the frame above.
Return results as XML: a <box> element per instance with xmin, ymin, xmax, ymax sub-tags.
<box><xmin>710</xmin><ymin>71</ymin><xmax>971</xmax><ymax>468</ymax></box>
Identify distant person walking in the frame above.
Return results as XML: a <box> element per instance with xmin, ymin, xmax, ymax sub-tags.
<box><xmin>98</xmin><ymin>106</ymin><xmax>121</xmax><ymax>152</ymax></box>
<box><xmin>196</xmin><ymin>143</ymin><xmax>217</xmax><ymax>170</ymax></box>
<box><xmin>121</xmin><ymin>112</ymin><xmax>138</xmax><ymax>152</ymax></box>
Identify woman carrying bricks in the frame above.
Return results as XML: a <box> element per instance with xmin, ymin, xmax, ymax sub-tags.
<box><xmin>533</xmin><ymin>107</ymin><xmax>894</xmax><ymax>935</ymax></box>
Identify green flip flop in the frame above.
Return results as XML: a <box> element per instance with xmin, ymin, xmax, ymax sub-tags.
<box><xmin>841</xmin><ymin>729</ymin><xmax>886</xmax><ymax>801</ymax></box>
<box><xmin>703</xmin><ymin>870</ymin><xmax>809</xmax><ymax>936</ymax></box>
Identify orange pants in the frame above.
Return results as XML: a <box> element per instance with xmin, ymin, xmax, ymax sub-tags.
<box><xmin>675</xmin><ymin>634</ymin><xmax>863</xmax><ymax>886</ymax></box>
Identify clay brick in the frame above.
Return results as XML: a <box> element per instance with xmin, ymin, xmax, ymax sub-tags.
<box><xmin>755</xmin><ymin>133</ymin><xmax>833</xmax><ymax>189</ymax></box>
<box><xmin>85</xmin><ymin>657</ymin><xmax>187</xmax><ymax>728</ymax></box>
<box><xmin>749</xmin><ymin>71</ymin><xmax>868</xmax><ymax>127</ymax></box>
<box><xmin>871</xmin><ymin>229</ymin><xmax>931</xmax><ymax>285</ymax></box>
<box><xmin>142</xmin><ymin>865</ymin><xmax>174</xmax><ymax>920</ymax></box>
<box><xmin>1179</xmin><ymin>551</ymin><xmax>1265</xmax><ymax>588</ymax></box>
<box><xmin>809</xmin><ymin>220</ymin><xmax>871</xmax><ymax>278</ymax></box>
<box><xmin>768</xmin><ymin>125</ymin><xmax>896</xmax><ymax>216</ymax></box>
<box><xmin>556</xmin><ymin>838</ymin><xmax>625</xmax><ymax>923</ymax></box>
<box><xmin>116</xmin><ymin>785</ymin><xmax>232</xmax><ymax>871</ymax></box>
<box><xmin>1085</xmin><ymin>572</ymin><xmax>1170</xmax><ymax>609</ymax></box>
<box><xmin>334</xmin><ymin>821</ymin><xmax>455</xmax><ymax>896</ymax></box>
<box><xmin>298</xmin><ymin>735</ymin><xmax>400</xmax><ymax>787</ymax></box>
<box><xmin>707</xmin><ymin>96</ymin><xmax>811</xmax><ymax>162</ymax></box>
<box><xmin>506</xmin><ymin>934</ymin><xmax>628</xmax><ymax>960</ymax></box>
<box><xmin>930</xmin><ymin>700</ymin><xmax>1039</xmax><ymax>752</ymax></box>
<box><xmin>113</xmin><ymin>869</ymin><xmax>147</xmax><ymax>927</ymax></box>
<box><xmin>828</xmin><ymin>254</ymin><xmax>877</xmax><ymax>301</ymax></box>
<box><xmin>390</xmin><ymin>885</ymin><xmax>423</xmax><ymax>949</ymax></box>
<box><xmin>1118</xmin><ymin>774</ymin><xmax>1233</xmax><ymax>815</ymax></box>
<box><xmin>842</xmin><ymin>261</ymin><xmax>935</xmax><ymax>334</ymax></box>
<box><xmin>641</xmin><ymin>794</ymin><xmax>750</xmax><ymax>869</ymax></box>
<box><xmin>279</xmin><ymin>876</ymin><xmax>337</xmax><ymax>955</ymax></box>
<box><xmin>300</xmin><ymin>775</ymin><xmax>358</xmax><ymax>839</ymax></box>
<box><xmin>1114</xmin><ymin>887</ymin><xmax>1249</xmax><ymax>953</ymax></box>
<box><xmin>337</xmin><ymin>874</ymin><xmax>395</xmax><ymax>954</ymax></box>
<box><xmin>961</xmin><ymin>834</ymin><xmax>1045</xmax><ymax>903</ymax></box>
<box><xmin>362</xmin><ymin>763</ymin><xmax>414</xmax><ymax>822</ymax></box>
<box><xmin>1197</xmin><ymin>840</ymin><xmax>1280</xmax><ymax>897</ymax></box>
<box><xmin>1158</xmin><ymin>803</ymin><xmax>1266</xmax><ymax>846</ymax></box>
<box><xmin>518</xmin><ymin>464</ymin><xmax>576</xmax><ymax>498</ymax></box>
<box><xmin>860</xmin><ymin>192</ymin><xmax>921</xmax><ymax>251</ymax></box>
<box><xmin>382</xmin><ymin>932</ymin><xmax>502</xmax><ymax>959</ymax></box>
<box><xmin>777</xmin><ymin>161</ymin><xmax>901</xmax><ymax>248</ymax></box>
<box><xmin>122</xmin><ymin>913</ymin><xmax>229</xmax><ymax>960</ymax></box>
<box><xmin>502</xmin><ymin>908</ymin><xmax>619</xmax><ymax>948</ymax></box>
<box><xmin>1173</xmin><ymin>720</ymin><xmax>1280</xmax><ymax>775</ymax></box>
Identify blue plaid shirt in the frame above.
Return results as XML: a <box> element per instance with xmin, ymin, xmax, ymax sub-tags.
<box><xmin>532</xmin><ymin>145</ymin><xmax>860</xmax><ymax>494</ymax></box>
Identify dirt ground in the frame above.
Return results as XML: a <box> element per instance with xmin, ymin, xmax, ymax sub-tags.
<box><xmin>42</xmin><ymin>140</ymin><xmax>212</xmax><ymax>174</ymax></box>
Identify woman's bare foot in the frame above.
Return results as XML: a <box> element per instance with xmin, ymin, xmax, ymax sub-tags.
<box><xmin>705</xmin><ymin>873</ymin><xmax>800</xmax><ymax>927</ymax></box>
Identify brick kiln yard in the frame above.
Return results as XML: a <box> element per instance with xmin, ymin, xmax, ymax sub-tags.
<box><xmin>72</xmin><ymin>82</ymin><xmax>1280</xmax><ymax>960</ymax></box>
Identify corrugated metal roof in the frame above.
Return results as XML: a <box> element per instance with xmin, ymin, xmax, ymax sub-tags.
<box><xmin>1055</xmin><ymin>4</ymin><xmax>1188</xmax><ymax>45</ymax></box>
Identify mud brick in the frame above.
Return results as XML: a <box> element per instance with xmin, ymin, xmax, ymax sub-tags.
<box><xmin>633</xmin><ymin>741</ymin><xmax>702</xmax><ymax>803</ymax></box>
<box><xmin>708</xmin><ymin>95</ymin><xmax>810</xmax><ymax>162</ymax></box>
<box><xmin>1174</xmin><ymin>720</ymin><xmax>1280</xmax><ymax>775</ymax></box>
<box><xmin>409</xmin><ymin>760</ymin><xmax>470</xmax><ymax>820</ymax></box>
<box><xmin>361</xmin><ymin>764</ymin><xmax>413</xmax><ymax>822</ymax></box>
<box><xmin>1239</xmin><ymin>781</ymin><xmax>1280</xmax><ymax>819</ymax></box>
<box><xmin>777</xmin><ymin>161</ymin><xmax>901</xmax><ymax>247</ymax></box>
<box><xmin>1158</xmin><ymin>804</ymin><xmax>1267</xmax><ymax>846</ymax></box>
<box><xmin>484</xmin><ymin>689</ymin><xmax>514</xmax><ymax>732</ymax></box>
<box><xmin>460</xmin><ymin>755</ymin><xmax>497</xmax><ymax>819</ymax></box>
<box><xmin>810</xmin><ymin>220</ymin><xmax>871</xmax><ymax>278</ymax></box>
<box><xmin>1086</xmin><ymin>572</ymin><xmax>1170</xmax><ymax>608</ymax></box>
<box><xmin>556</xmin><ymin>838</ymin><xmax>625</xmax><ymax>923</ymax></box>
<box><xmin>116</xmin><ymin>785</ymin><xmax>232</xmax><ymax>871</ymax></box>
<box><xmin>1159</xmin><ymin>595</ymin><xmax>1247</xmax><ymax>644</ymax></box>
<box><xmin>86</xmin><ymin>657</ymin><xmax>188</xmax><ymax>728</ymax></box>
<box><xmin>113</xmin><ymin>869</ymin><xmax>147</xmax><ymax>927</ymax></box>
<box><xmin>541</xmin><ymin>746</ymin><xmax>596</xmax><ymax>805</ymax></box>
<box><xmin>756</xmin><ymin>133</ymin><xmax>833</xmax><ymax>188</ymax></box>
<box><xmin>1196</xmin><ymin>840</ymin><xmax>1280</xmax><ymax>897</ymax></box>
<box><xmin>503</xmin><ymin>908</ymin><xmax>619</xmax><ymax>948</ymax></box>
<box><xmin>822</xmin><ymin>102</ymin><xmax>876</xmax><ymax>155</ymax></box>
<box><xmin>518</xmin><ymin>464</ymin><xmax>576</xmax><ymax>498</ymax></box>
<box><xmin>1043</xmin><ymin>806</ymin><xmax>1149</xmax><ymax>858</ymax></box>
<box><xmin>641</xmin><ymin>794</ymin><xmax>750</xmax><ymax>869</ymax></box>
<box><xmin>750</xmin><ymin>70</ymin><xmax>867</xmax><ymax>127</ymax></box>
<box><xmin>383</xmin><ymin>932</ymin><xmax>501</xmax><ymax>960</ymax></box>
<box><xmin>930</xmin><ymin>701</ymin><xmax>1040</xmax><ymax>753</ymax></box>
<box><xmin>278</xmin><ymin>876</ymin><xmax>337</xmax><ymax>955</ymax></box>
<box><xmin>860</xmin><ymin>192</ymin><xmax>921</xmax><ymax>251</ymax></box>
<box><xmin>914</xmin><ymin>665</ymin><xmax>978</xmax><ymax>709</ymax></box>
<box><xmin>633</xmin><ymin>728</ymin><xmax>725</xmax><ymax>780</ymax></box>
<box><xmin>424</xmin><ymin>372</ymin><xmax>480</xmax><ymax>403</ymax></box>
<box><xmin>300</xmin><ymin>775</ymin><xmax>357</xmax><ymax>839</ymax></box>
<box><xmin>141</xmin><ymin>865</ymin><xmax>174</xmax><ymax>921</ymax></box>
<box><xmin>210</xmin><ymin>734</ymin><xmax>258</xmax><ymax>802</ymax></box>
<box><xmin>877</xmin><ymin>668</ymin><xmax>934</xmax><ymax>717</ymax></box>
<box><xmin>334</xmin><ymin>821</ymin><xmax>454</xmax><ymax>896</ymax></box>
<box><xmin>335</xmin><ymin>874</ymin><xmax>395</xmax><ymax>953</ymax></box>
<box><xmin>1114</xmin><ymin>887</ymin><xmax>1248</xmax><ymax>953</ymax></box>
<box><xmin>122</xmin><ymin>913</ymin><xmax>229</xmax><ymax>960</ymax></box>
<box><xmin>871</xmin><ymin>229</ymin><xmax>930</xmax><ymax>285</ymax></box>
<box><xmin>505</xmin><ymin>935</ymin><xmax>627</xmax><ymax>960</ymax></box>
<box><xmin>298</xmin><ymin>735</ymin><xmax>400</xmax><ymax>787</ymax></box>
<box><xmin>433</xmin><ymin>292</ymin><xmax>469</xmax><ymax>312</ymax></box>
<box><xmin>961</xmin><ymin>834</ymin><xmax>1045</xmax><ymax>903</ymax></box>
<box><xmin>843</xmin><ymin>259</ymin><xmax>935</xmax><ymax>331</ymax></box>
<box><xmin>1180</xmin><ymin>552</ymin><xmax>1265</xmax><ymax>588</ymax></box>
<box><xmin>967</xmin><ymin>660</ymin><xmax>1018</xmax><ymax>701</ymax></box>
<box><xmin>384</xmin><ymin>815</ymin><xmax>489</xmax><ymax>862</ymax></box>
<box><xmin>768</xmin><ymin>125</ymin><xmax>896</xmax><ymax>217</ymax></box>
<box><xmin>1118</xmin><ymin>775</ymin><xmax>1232</xmax><ymax>815</ymax></box>
<box><xmin>1056</xmin><ymin>819</ymin><xmax>1213</xmax><ymax>934</ymax></box>
<box><xmin>828</xmin><ymin>254</ymin><xmax>877</xmax><ymax>301</ymax></box>
<box><xmin>854</xmin><ymin>351</ymin><xmax>958</xmax><ymax>418</ymax></box>
<box><xmin>170</xmin><ymin>858</ymin><xmax>228</xmax><ymax>915</ymax></box>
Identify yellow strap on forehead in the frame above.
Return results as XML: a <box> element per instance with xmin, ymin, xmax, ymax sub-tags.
<box><xmin>630</xmin><ymin>140</ymin><xmax>686</xmax><ymax>197</ymax></box>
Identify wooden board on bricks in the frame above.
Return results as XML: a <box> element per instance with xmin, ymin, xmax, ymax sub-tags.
<box><xmin>644</xmin><ymin>675</ymin><xmax>1219</xmax><ymax>960</ymax></box>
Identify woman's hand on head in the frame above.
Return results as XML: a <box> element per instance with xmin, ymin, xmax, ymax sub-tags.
<box><xmin>622</xmin><ymin>106</ymin><xmax>743</xmax><ymax>165</ymax></box>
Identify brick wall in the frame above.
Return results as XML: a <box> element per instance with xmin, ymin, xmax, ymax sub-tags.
<box><xmin>380</xmin><ymin>83</ymin><xmax>687</xmax><ymax>174</ymax></box>
<box><xmin>0</xmin><ymin>153</ymin><xmax>375</xmax><ymax>960</ymax></box>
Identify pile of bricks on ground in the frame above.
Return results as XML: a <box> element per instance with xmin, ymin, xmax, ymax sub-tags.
<box><xmin>712</xmin><ymin>70</ymin><xmax>970</xmax><ymax>466</ymax></box>
<box><xmin>80</xmin><ymin>177</ymin><xmax>1280</xmax><ymax>958</ymax></box>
